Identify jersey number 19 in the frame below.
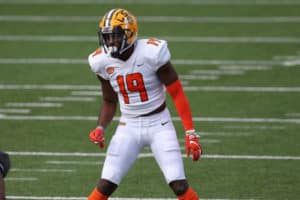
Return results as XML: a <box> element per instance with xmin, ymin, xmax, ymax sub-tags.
<box><xmin>117</xmin><ymin>73</ymin><xmax>149</xmax><ymax>104</ymax></box>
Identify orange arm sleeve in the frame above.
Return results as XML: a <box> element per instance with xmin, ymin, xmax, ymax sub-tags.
<box><xmin>166</xmin><ymin>79</ymin><xmax>194</xmax><ymax>131</ymax></box>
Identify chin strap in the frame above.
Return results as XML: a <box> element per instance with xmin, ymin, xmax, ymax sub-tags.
<box><xmin>166</xmin><ymin>79</ymin><xmax>194</xmax><ymax>131</ymax></box>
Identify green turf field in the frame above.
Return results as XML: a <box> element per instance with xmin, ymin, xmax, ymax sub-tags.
<box><xmin>0</xmin><ymin>0</ymin><xmax>300</xmax><ymax>199</ymax></box>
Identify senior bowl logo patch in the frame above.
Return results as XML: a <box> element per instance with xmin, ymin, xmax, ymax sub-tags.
<box><xmin>106</xmin><ymin>66</ymin><xmax>115</xmax><ymax>75</ymax></box>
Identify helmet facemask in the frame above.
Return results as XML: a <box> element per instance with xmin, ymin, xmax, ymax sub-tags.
<box><xmin>98</xmin><ymin>25</ymin><xmax>134</xmax><ymax>58</ymax></box>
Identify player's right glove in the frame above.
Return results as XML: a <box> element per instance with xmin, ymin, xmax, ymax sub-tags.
<box><xmin>89</xmin><ymin>126</ymin><xmax>105</xmax><ymax>149</ymax></box>
<box><xmin>185</xmin><ymin>130</ymin><xmax>203</xmax><ymax>161</ymax></box>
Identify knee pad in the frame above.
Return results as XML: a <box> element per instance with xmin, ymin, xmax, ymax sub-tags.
<box><xmin>0</xmin><ymin>151</ymin><xmax>10</xmax><ymax>178</ymax></box>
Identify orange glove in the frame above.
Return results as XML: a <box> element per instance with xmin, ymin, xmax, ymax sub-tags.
<box><xmin>185</xmin><ymin>130</ymin><xmax>203</xmax><ymax>161</ymax></box>
<box><xmin>89</xmin><ymin>126</ymin><xmax>105</xmax><ymax>149</ymax></box>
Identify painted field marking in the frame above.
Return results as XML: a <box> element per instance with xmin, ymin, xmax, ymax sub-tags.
<box><xmin>1</xmin><ymin>84</ymin><xmax>300</xmax><ymax>93</ymax></box>
<box><xmin>218</xmin><ymin>66</ymin><xmax>272</xmax><ymax>71</ymax></box>
<box><xmin>198</xmin><ymin>131</ymin><xmax>253</xmax><ymax>136</ymax></box>
<box><xmin>46</xmin><ymin>160</ymin><xmax>103</xmax><ymax>165</ymax></box>
<box><xmin>0</xmin><ymin>15</ymin><xmax>300</xmax><ymax>23</ymax></box>
<box><xmin>184</xmin><ymin>86</ymin><xmax>300</xmax><ymax>92</ymax></box>
<box><xmin>0</xmin><ymin>58</ymin><xmax>87</xmax><ymax>64</ymax></box>
<box><xmin>6</xmin><ymin>196</ymin><xmax>256</xmax><ymax>200</ymax></box>
<box><xmin>180</xmin><ymin>74</ymin><xmax>219</xmax><ymax>80</ymax></box>
<box><xmin>11</xmin><ymin>168</ymin><xmax>75</xmax><ymax>173</ymax></box>
<box><xmin>0</xmin><ymin>115</ymin><xmax>300</xmax><ymax>124</ymax></box>
<box><xmin>284</xmin><ymin>59</ymin><xmax>300</xmax><ymax>66</ymax></box>
<box><xmin>178</xmin><ymin>139</ymin><xmax>221</xmax><ymax>144</ymax></box>
<box><xmin>1</xmin><ymin>0</ymin><xmax>300</xmax><ymax>5</ymax></box>
<box><xmin>0</xmin><ymin>108</ymin><xmax>31</xmax><ymax>114</ymax></box>
<box><xmin>223</xmin><ymin>125</ymin><xmax>285</xmax><ymax>130</ymax></box>
<box><xmin>5</xmin><ymin>177</ymin><xmax>38</xmax><ymax>181</ymax></box>
<box><xmin>190</xmin><ymin>69</ymin><xmax>245</xmax><ymax>75</ymax></box>
<box><xmin>6</xmin><ymin>151</ymin><xmax>300</xmax><ymax>160</ymax></box>
<box><xmin>5</xmin><ymin>102</ymin><xmax>63</xmax><ymax>108</ymax></box>
<box><xmin>71</xmin><ymin>91</ymin><xmax>102</xmax><ymax>96</ymax></box>
<box><xmin>39</xmin><ymin>96</ymin><xmax>96</xmax><ymax>102</ymax></box>
<box><xmin>0</xmin><ymin>84</ymin><xmax>99</xmax><ymax>90</ymax></box>
<box><xmin>0</xmin><ymin>58</ymin><xmax>284</xmax><ymax>65</ymax></box>
<box><xmin>1</xmin><ymin>35</ymin><xmax>300</xmax><ymax>43</ymax></box>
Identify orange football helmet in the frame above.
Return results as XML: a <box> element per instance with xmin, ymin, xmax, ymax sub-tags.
<box><xmin>98</xmin><ymin>8</ymin><xmax>138</xmax><ymax>58</ymax></box>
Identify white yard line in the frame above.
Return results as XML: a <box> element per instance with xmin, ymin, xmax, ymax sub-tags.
<box><xmin>223</xmin><ymin>125</ymin><xmax>285</xmax><ymax>130</ymax></box>
<box><xmin>0</xmin><ymin>58</ymin><xmax>284</xmax><ymax>65</ymax></box>
<box><xmin>6</xmin><ymin>151</ymin><xmax>300</xmax><ymax>160</ymax></box>
<box><xmin>190</xmin><ymin>69</ymin><xmax>245</xmax><ymax>75</ymax></box>
<box><xmin>5</xmin><ymin>177</ymin><xmax>38</xmax><ymax>181</ymax></box>
<box><xmin>0</xmin><ymin>84</ymin><xmax>99</xmax><ymax>90</ymax></box>
<box><xmin>7</xmin><ymin>197</ymin><xmax>84</xmax><ymax>200</ymax></box>
<box><xmin>1</xmin><ymin>0</ymin><xmax>300</xmax><ymax>5</ymax></box>
<box><xmin>7</xmin><ymin>196</ymin><xmax>255</xmax><ymax>200</ymax></box>
<box><xmin>184</xmin><ymin>86</ymin><xmax>300</xmax><ymax>92</ymax></box>
<box><xmin>2</xmin><ymin>84</ymin><xmax>300</xmax><ymax>93</ymax></box>
<box><xmin>46</xmin><ymin>161</ymin><xmax>103</xmax><ymax>165</ymax></box>
<box><xmin>284</xmin><ymin>59</ymin><xmax>300</xmax><ymax>66</ymax></box>
<box><xmin>198</xmin><ymin>131</ymin><xmax>253</xmax><ymax>136</ymax></box>
<box><xmin>218</xmin><ymin>66</ymin><xmax>272</xmax><ymax>71</ymax></box>
<box><xmin>71</xmin><ymin>91</ymin><xmax>102</xmax><ymax>96</ymax></box>
<box><xmin>1</xmin><ymin>35</ymin><xmax>300</xmax><ymax>43</ymax></box>
<box><xmin>11</xmin><ymin>168</ymin><xmax>75</xmax><ymax>173</ymax></box>
<box><xmin>1</xmin><ymin>115</ymin><xmax>300</xmax><ymax>124</ymax></box>
<box><xmin>39</xmin><ymin>96</ymin><xmax>96</xmax><ymax>102</ymax></box>
<box><xmin>180</xmin><ymin>75</ymin><xmax>219</xmax><ymax>80</ymax></box>
<box><xmin>172</xmin><ymin>59</ymin><xmax>281</xmax><ymax>66</ymax></box>
<box><xmin>140</xmin><ymin>16</ymin><xmax>300</xmax><ymax>23</ymax></box>
<box><xmin>0</xmin><ymin>108</ymin><xmax>31</xmax><ymax>114</ymax></box>
<box><xmin>0</xmin><ymin>58</ymin><xmax>87</xmax><ymax>64</ymax></box>
<box><xmin>5</xmin><ymin>102</ymin><xmax>63</xmax><ymax>108</ymax></box>
<box><xmin>1</xmin><ymin>15</ymin><xmax>300</xmax><ymax>23</ymax></box>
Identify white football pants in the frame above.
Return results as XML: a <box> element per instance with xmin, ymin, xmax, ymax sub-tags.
<box><xmin>101</xmin><ymin>108</ymin><xmax>186</xmax><ymax>185</ymax></box>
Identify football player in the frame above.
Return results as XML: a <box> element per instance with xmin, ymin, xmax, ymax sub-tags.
<box><xmin>87</xmin><ymin>8</ymin><xmax>203</xmax><ymax>200</ymax></box>
<box><xmin>0</xmin><ymin>151</ymin><xmax>10</xmax><ymax>200</ymax></box>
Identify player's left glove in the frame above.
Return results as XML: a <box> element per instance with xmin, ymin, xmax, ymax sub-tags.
<box><xmin>185</xmin><ymin>130</ymin><xmax>203</xmax><ymax>161</ymax></box>
<box><xmin>89</xmin><ymin>126</ymin><xmax>105</xmax><ymax>149</ymax></box>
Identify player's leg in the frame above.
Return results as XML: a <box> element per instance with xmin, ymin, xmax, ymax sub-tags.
<box><xmin>152</xmin><ymin>134</ymin><xmax>199</xmax><ymax>199</ymax></box>
<box><xmin>88</xmin><ymin>122</ymin><xmax>142</xmax><ymax>200</ymax></box>
<box><xmin>150</xmin><ymin>110</ymin><xmax>200</xmax><ymax>199</ymax></box>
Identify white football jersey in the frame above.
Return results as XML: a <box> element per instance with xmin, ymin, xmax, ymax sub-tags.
<box><xmin>88</xmin><ymin>38</ymin><xmax>171</xmax><ymax>117</ymax></box>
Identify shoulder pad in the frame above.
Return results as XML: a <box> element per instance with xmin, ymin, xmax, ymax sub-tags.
<box><xmin>138</xmin><ymin>38</ymin><xmax>171</xmax><ymax>71</ymax></box>
<box><xmin>88</xmin><ymin>48</ymin><xmax>110</xmax><ymax>80</ymax></box>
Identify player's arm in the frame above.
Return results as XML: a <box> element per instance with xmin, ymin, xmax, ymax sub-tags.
<box><xmin>96</xmin><ymin>75</ymin><xmax>118</xmax><ymax>129</ymax></box>
<box><xmin>157</xmin><ymin>62</ymin><xmax>203</xmax><ymax>161</ymax></box>
<box><xmin>89</xmin><ymin>75</ymin><xmax>118</xmax><ymax>149</ymax></box>
<box><xmin>157</xmin><ymin>61</ymin><xmax>193</xmax><ymax>130</ymax></box>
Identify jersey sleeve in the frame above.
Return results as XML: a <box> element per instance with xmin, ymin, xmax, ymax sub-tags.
<box><xmin>155</xmin><ymin>40</ymin><xmax>171</xmax><ymax>71</ymax></box>
<box><xmin>142</xmin><ymin>39</ymin><xmax>171</xmax><ymax>71</ymax></box>
<box><xmin>88</xmin><ymin>48</ymin><xmax>109</xmax><ymax>80</ymax></box>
